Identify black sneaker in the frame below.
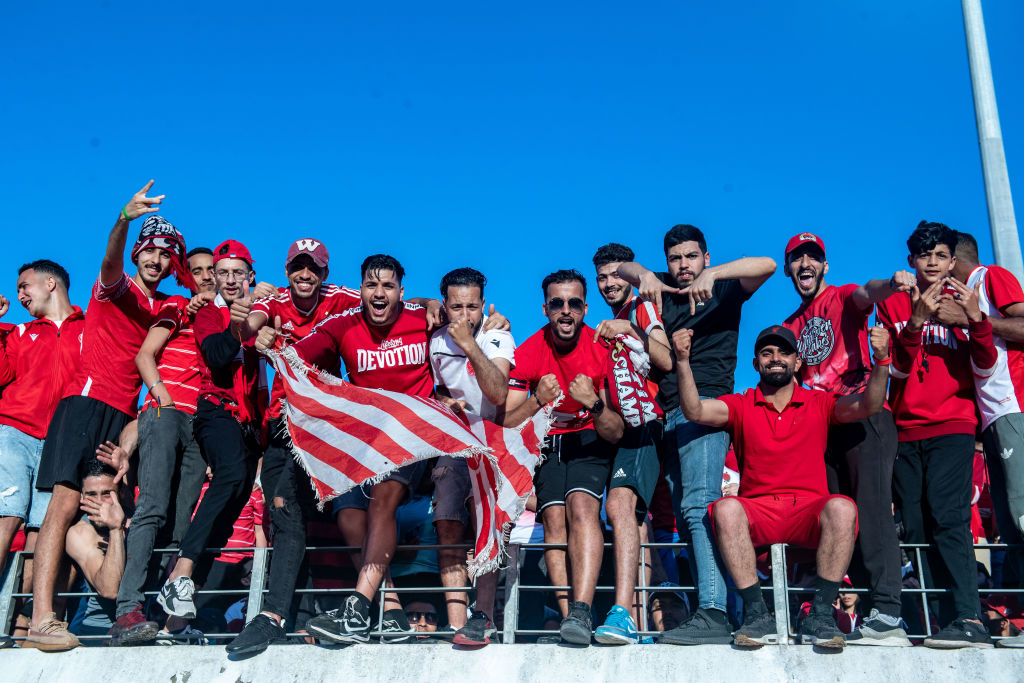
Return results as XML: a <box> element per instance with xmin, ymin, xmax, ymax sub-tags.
<box><xmin>844</xmin><ymin>609</ymin><xmax>912</xmax><ymax>647</ymax></box>
<box><xmin>733</xmin><ymin>611</ymin><xmax>779</xmax><ymax>648</ymax></box>
<box><xmin>923</xmin><ymin>618</ymin><xmax>994</xmax><ymax>649</ymax></box>
<box><xmin>225</xmin><ymin>614</ymin><xmax>285</xmax><ymax>655</ymax></box>
<box><xmin>800</xmin><ymin>612</ymin><xmax>845</xmax><ymax>649</ymax></box>
<box><xmin>658</xmin><ymin>607</ymin><xmax>733</xmax><ymax>645</ymax></box>
<box><xmin>0</xmin><ymin>635</ymin><xmax>13</xmax><ymax>649</ymax></box>
<box><xmin>454</xmin><ymin>610</ymin><xmax>497</xmax><ymax>646</ymax></box>
<box><xmin>108</xmin><ymin>606</ymin><xmax>160</xmax><ymax>647</ymax></box>
<box><xmin>559</xmin><ymin>602</ymin><xmax>593</xmax><ymax>645</ymax></box>
<box><xmin>379</xmin><ymin>609</ymin><xmax>416</xmax><ymax>644</ymax></box>
<box><xmin>306</xmin><ymin>595</ymin><xmax>371</xmax><ymax>644</ymax></box>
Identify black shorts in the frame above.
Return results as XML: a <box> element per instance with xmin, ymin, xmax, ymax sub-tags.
<box><xmin>608</xmin><ymin>420</ymin><xmax>663</xmax><ymax>519</ymax></box>
<box><xmin>37</xmin><ymin>395</ymin><xmax>132</xmax><ymax>491</ymax></box>
<box><xmin>534</xmin><ymin>429</ymin><xmax>616</xmax><ymax>512</ymax></box>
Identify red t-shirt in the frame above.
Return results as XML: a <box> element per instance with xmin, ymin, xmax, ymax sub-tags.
<box><xmin>292</xmin><ymin>304</ymin><xmax>433</xmax><ymax>398</ymax></box>
<box><xmin>508</xmin><ymin>324</ymin><xmax>610</xmax><ymax>434</ymax></box>
<box><xmin>193</xmin><ymin>297</ymin><xmax>267</xmax><ymax>424</ymax></box>
<box><xmin>65</xmin><ymin>273</ymin><xmax>170</xmax><ymax>417</ymax></box>
<box><xmin>140</xmin><ymin>296</ymin><xmax>202</xmax><ymax>415</ymax></box>
<box><xmin>251</xmin><ymin>284</ymin><xmax>361</xmax><ymax>421</ymax></box>
<box><xmin>784</xmin><ymin>284</ymin><xmax>873</xmax><ymax>395</ymax></box>
<box><xmin>720</xmin><ymin>384</ymin><xmax>839</xmax><ymax>498</ymax></box>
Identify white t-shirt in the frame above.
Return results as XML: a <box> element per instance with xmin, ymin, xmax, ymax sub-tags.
<box><xmin>429</xmin><ymin>322</ymin><xmax>516</xmax><ymax>421</ymax></box>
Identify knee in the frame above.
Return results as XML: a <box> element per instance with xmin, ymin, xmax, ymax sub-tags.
<box><xmin>565</xmin><ymin>493</ymin><xmax>598</xmax><ymax>523</ymax></box>
<box><xmin>712</xmin><ymin>498</ymin><xmax>747</xmax><ymax>535</ymax></box>
<box><xmin>821</xmin><ymin>498</ymin><xmax>858</xmax><ymax>530</ymax></box>
<box><xmin>604</xmin><ymin>490</ymin><xmax>635</xmax><ymax>525</ymax></box>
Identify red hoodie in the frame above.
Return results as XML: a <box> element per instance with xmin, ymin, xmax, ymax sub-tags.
<box><xmin>0</xmin><ymin>308</ymin><xmax>87</xmax><ymax>438</ymax></box>
<box><xmin>876</xmin><ymin>291</ymin><xmax>997</xmax><ymax>441</ymax></box>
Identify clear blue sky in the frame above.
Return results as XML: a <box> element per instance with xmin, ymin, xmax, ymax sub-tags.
<box><xmin>2</xmin><ymin>1</ymin><xmax>1022</xmax><ymax>391</ymax></box>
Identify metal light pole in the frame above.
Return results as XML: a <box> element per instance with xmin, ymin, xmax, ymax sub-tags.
<box><xmin>962</xmin><ymin>0</ymin><xmax>1023</xmax><ymax>281</ymax></box>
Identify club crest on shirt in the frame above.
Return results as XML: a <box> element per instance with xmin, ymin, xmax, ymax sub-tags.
<box><xmin>797</xmin><ymin>316</ymin><xmax>835</xmax><ymax>365</ymax></box>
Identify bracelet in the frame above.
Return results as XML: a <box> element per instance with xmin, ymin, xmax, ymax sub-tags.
<box><xmin>534</xmin><ymin>394</ymin><xmax>545</xmax><ymax>409</ymax></box>
<box><xmin>121</xmin><ymin>205</ymin><xmax>130</xmax><ymax>221</ymax></box>
<box><xmin>873</xmin><ymin>357</ymin><xmax>892</xmax><ymax>367</ymax></box>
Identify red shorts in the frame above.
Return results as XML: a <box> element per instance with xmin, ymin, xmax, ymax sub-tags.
<box><xmin>708</xmin><ymin>493</ymin><xmax>857</xmax><ymax>549</ymax></box>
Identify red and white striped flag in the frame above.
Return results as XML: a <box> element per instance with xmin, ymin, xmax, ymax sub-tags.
<box><xmin>268</xmin><ymin>346</ymin><xmax>552</xmax><ymax>576</ymax></box>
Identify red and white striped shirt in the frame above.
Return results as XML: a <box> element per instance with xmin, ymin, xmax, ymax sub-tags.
<box><xmin>966</xmin><ymin>264</ymin><xmax>1024</xmax><ymax>429</ymax></box>
<box><xmin>141</xmin><ymin>296</ymin><xmax>202</xmax><ymax>415</ymax></box>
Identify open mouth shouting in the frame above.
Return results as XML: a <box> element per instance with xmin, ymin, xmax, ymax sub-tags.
<box><xmin>797</xmin><ymin>267</ymin><xmax>817</xmax><ymax>290</ymax></box>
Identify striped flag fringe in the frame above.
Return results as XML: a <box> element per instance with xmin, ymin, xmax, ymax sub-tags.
<box><xmin>267</xmin><ymin>345</ymin><xmax>553</xmax><ymax>577</ymax></box>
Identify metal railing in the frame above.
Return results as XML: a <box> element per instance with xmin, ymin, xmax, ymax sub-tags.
<box><xmin>2</xmin><ymin>540</ymin><xmax>1021</xmax><ymax>645</ymax></box>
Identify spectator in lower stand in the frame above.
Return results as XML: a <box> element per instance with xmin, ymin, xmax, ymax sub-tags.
<box><xmin>502</xmin><ymin>269</ymin><xmax>624</xmax><ymax>646</ymax></box>
<box><xmin>110</xmin><ymin>248</ymin><xmax>219</xmax><ymax>645</ymax></box>
<box><xmin>781</xmin><ymin>231</ymin><xmax>915</xmax><ymax>646</ymax></box>
<box><xmin>0</xmin><ymin>260</ymin><xmax>84</xmax><ymax>621</ymax></box>
<box><xmin>28</xmin><ymin>182</ymin><xmax>193</xmax><ymax>651</ymax></box>
<box><xmin>834</xmin><ymin>578</ymin><xmax>863</xmax><ymax>634</ymax></box>
<box><xmin>876</xmin><ymin>221</ymin><xmax>998</xmax><ymax>649</ymax></box>
<box><xmin>590</xmin><ymin>244</ymin><xmax>673</xmax><ymax>645</ymax></box>
<box><xmin>405</xmin><ymin>600</ymin><xmax>439</xmax><ymax>640</ymax></box>
<box><xmin>428</xmin><ymin>267</ymin><xmax>515</xmax><ymax>646</ymax></box>
<box><xmin>157</xmin><ymin>240</ymin><xmax>266</xmax><ymax>624</ymax></box>
<box><xmin>669</xmin><ymin>323</ymin><xmax>890</xmax><ymax>650</ymax></box>
<box><xmin>949</xmin><ymin>231</ymin><xmax>1024</xmax><ymax>649</ymax></box>
<box><xmin>63</xmin><ymin>457</ymin><xmax>128</xmax><ymax>645</ymax></box>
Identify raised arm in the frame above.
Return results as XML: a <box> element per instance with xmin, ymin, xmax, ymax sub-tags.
<box><xmin>851</xmin><ymin>270</ymin><xmax>916</xmax><ymax>311</ymax></box>
<box><xmin>448</xmin><ymin>318</ymin><xmax>512</xmax><ymax>407</ymax></box>
<box><xmin>833</xmin><ymin>326</ymin><xmax>890</xmax><ymax>423</ymax></box>
<box><xmin>670</xmin><ymin>328</ymin><xmax>730</xmax><ymax>427</ymax></box>
<box><xmin>686</xmin><ymin>256</ymin><xmax>777</xmax><ymax>315</ymax></box>
<box><xmin>101</xmin><ymin>180</ymin><xmax>164</xmax><ymax>287</ymax></box>
<box><xmin>67</xmin><ymin>492</ymin><xmax>126</xmax><ymax>600</ymax></box>
<box><xmin>616</xmin><ymin>262</ymin><xmax>683</xmax><ymax>316</ymax></box>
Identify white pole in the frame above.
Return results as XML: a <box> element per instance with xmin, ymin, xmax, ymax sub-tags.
<box><xmin>962</xmin><ymin>0</ymin><xmax>1023</xmax><ymax>280</ymax></box>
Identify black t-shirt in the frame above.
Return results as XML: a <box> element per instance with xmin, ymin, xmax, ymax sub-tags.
<box><xmin>655</xmin><ymin>273</ymin><xmax>752</xmax><ymax>409</ymax></box>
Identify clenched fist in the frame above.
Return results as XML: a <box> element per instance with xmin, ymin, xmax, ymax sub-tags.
<box><xmin>671</xmin><ymin>328</ymin><xmax>694</xmax><ymax>362</ymax></box>
<box><xmin>534</xmin><ymin>373</ymin><xmax>560</xmax><ymax>406</ymax></box>
<box><xmin>868</xmin><ymin>325</ymin><xmax>890</xmax><ymax>361</ymax></box>
<box><xmin>230</xmin><ymin>296</ymin><xmax>253</xmax><ymax>325</ymax></box>
<box><xmin>568</xmin><ymin>374</ymin><xmax>598</xmax><ymax>408</ymax></box>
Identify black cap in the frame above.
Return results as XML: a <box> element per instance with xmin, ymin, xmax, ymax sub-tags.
<box><xmin>754</xmin><ymin>325</ymin><xmax>798</xmax><ymax>354</ymax></box>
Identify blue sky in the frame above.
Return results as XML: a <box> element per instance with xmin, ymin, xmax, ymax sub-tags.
<box><xmin>2</xmin><ymin>1</ymin><xmax>1021</xmax><ymax>391</ymax></box>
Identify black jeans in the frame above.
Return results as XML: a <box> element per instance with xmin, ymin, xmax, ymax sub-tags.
<box><xmin>893</xmin><ymin>433</ymin><xmax>979</xmax><ymax>626</ymax></box>
<box><xmin>116</xmin><ymin>407</ymin><xmax>207</xmax><ymax>617</ymax></box>
<box><xmin>261</xmin><ymin>420</ymin><xmax>317</xmax><ymax>619</ymax></box>
<box><xmin>180</xmin><ymin>399</ymin><xmax>256</xmax><ymax>562</ymax></box>
<box><xmin>825</xmin><ymin>409</ymin><xmax>902</xmax><ymax>617</ymax></box>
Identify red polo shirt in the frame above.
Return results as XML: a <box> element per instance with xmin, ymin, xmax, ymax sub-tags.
<box><xmin>719</xmin><ymin>383</ymin><xmax>839</xmax><ymax>499</ymax></box>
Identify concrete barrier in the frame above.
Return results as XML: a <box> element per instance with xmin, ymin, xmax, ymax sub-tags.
<box><xmin>2</xmin><ymin>643</ymin><xmax>1024</xmax><ymax>682</ymax></box>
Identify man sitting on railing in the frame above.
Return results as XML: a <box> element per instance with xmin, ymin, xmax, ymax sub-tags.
<box><xmin>668</xmin><ymin>323</ymin><xmax>891</xmax><ymax>649</ymax></box>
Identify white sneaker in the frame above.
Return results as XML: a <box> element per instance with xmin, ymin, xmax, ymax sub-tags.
<box><xmin>157</xmin><ymin>576</ymin><xmax>197</xmax><ymax>619</ymax></box>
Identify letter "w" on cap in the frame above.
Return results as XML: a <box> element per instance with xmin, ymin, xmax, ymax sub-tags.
<box><xmin>296</xmin><ymin>239</ymin><xmax>321</xmax><ymax>251</ymax></box>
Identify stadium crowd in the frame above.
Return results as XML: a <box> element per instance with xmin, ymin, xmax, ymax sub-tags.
<box><xmin>2</xmin><ymin>181</ymin><xmax>1024</xmax><ymax>654</ymax></box>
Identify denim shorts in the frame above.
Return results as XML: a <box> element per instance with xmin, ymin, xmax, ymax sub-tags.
<box><xmin>331</xmin><ymin>460</ymin><xmax>427</xmax><ymax>515</ymax></box>
<box><xmin>0</xmin><ymin>424</ymin><xmax>52</xmax><ymax>527</ymax></box>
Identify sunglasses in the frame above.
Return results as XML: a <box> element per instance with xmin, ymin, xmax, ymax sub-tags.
<box><xmin>547</xmin><ymin>297</ymin><xmax>585</xmax><ymax>313</ymax></box>
<box><xmin>405</xmin><ymin>611</ymin><xmax>438</xmax><ymax>624</ymax></box>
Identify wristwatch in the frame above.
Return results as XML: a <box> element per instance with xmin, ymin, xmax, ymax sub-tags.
<box><xmin>589</xmin><ymin>398</ymin><xmax>605</xmax><ymax>416</ymax></box>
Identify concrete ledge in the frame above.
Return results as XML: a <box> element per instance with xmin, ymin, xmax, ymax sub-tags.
<box><xmin>2</xmin><ymin>642</ymin><xmax>1024</xmax><ymax>682</ymax></box>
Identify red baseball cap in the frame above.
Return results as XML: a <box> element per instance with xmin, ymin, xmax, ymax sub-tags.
<box><xmin>286</xmin><ymin>238</ymin><xmax>329</xmax><ymax>269</ymax></box>
<box><xmin>784</xmin><ymin>232</ymin><xmax>827</xmax><ymax>261</ymax></box>
<box><xmin>213</xmin><ymin>239</ymin><xmax>254</xmax><ymax>268</ymax></box>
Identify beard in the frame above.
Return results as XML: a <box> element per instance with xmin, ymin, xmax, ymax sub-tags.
<box><xmin>759</xmin><ymin>364</ymin><xmax>795</xmax><ymax>387</ymax></box>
